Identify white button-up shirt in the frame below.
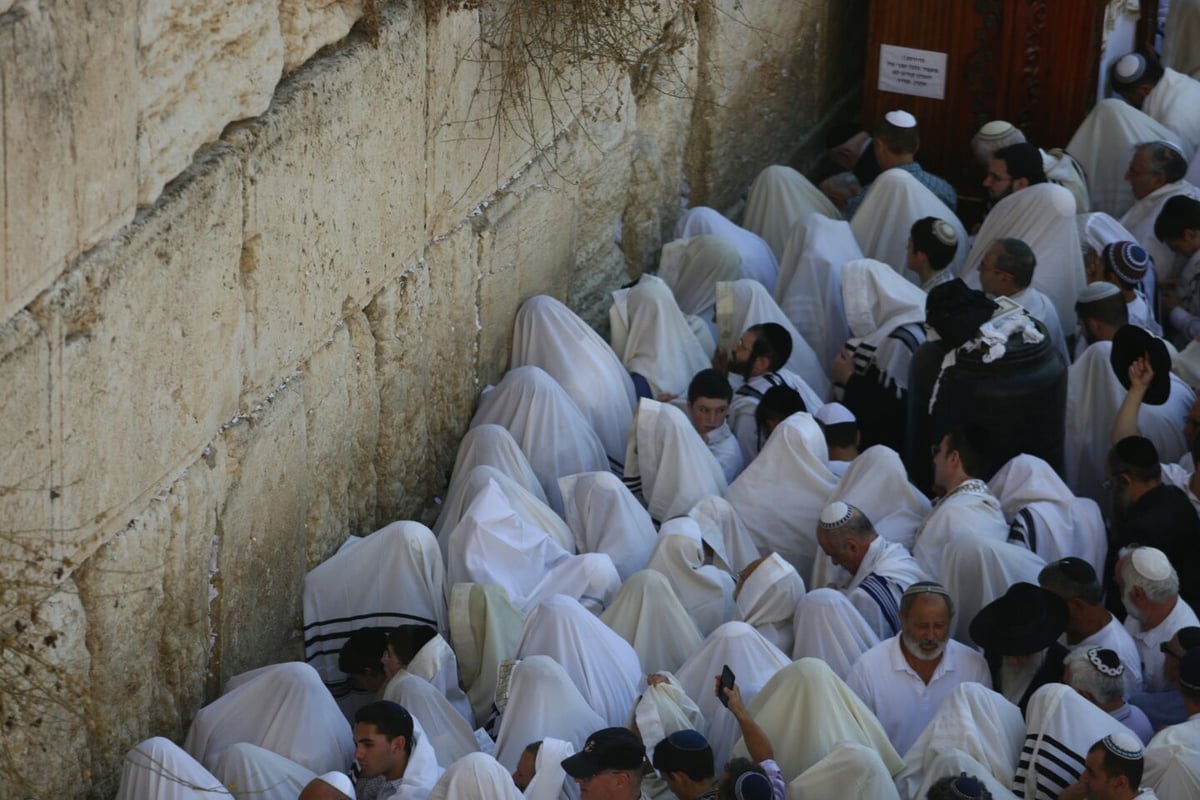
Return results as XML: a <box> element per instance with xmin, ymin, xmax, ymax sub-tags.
<box><xmin>1126</xmin><ymin>598</ymin><xmax>1200</xmax><ymax>693</ymax></box>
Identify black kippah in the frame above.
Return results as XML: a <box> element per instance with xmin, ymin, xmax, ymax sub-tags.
<box><xmin>1113</xmin><ymin>435</ymin><xmax>1159</xmax><ymax>468</ymax></box>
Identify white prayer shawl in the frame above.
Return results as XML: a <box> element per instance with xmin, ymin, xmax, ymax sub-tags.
<box><xmin>963</xmin><ymin>183</ymin><xmax>1085</xmax><ymax>330</ymax></box>
<box><xmin>558</xmin><ymin>471</ymin><xmax>657</xmax><ymax>581</ymax></box>
<box><xmin>849</xmin><ymin>168</ymin><xmax>968</xmax><ymax>283</ymax></box>
<box><xmin>791</xmin><ymin>588</ymin><xmax>882</xmax><ymax>679</ymax></box>
<box><xmin>430</xmin><ymin>752</ymin><xmax>524</xmax><ymax>800</ymax></box>
<box><xmin>445</xmin><ymin>480</ymin><xmax>572</xmax><ymax>608</ymax></box>
<box><xmin>470</xmin><ymin>365</ymin><xmax>609</xmax><ymax>515</ymax></box>
<box><xmin>687</xmin><ymin>495</ymin><xmax>763</xmax><ymax>575</ymax></box>
<box><xmin>1080</xmin><ymin>211</ymin><xmax>1141</xmax><ymax>254</ymax></box>
<box><xmin>302</xmin><ymin>522</ymin><xmax>447</xmax><ymax>684</ymax></box>
<box><xmin>743</xmin><ymin>164</ymin><xmax>842</xmax><ymax>258</ymax></box>
<box><xmin>1066</xmin><ymin>98</ymin><xmax>1193</xmax><ymax>217</ymax></box>
<box><xmin>211</xmin><ymin>743</ymin><xmax>315</xmax><ymax>800</ymax></box>
<box><xmin>1164</xmin><ymin>0</ymin><xmax>1200</xmax><ymax>79</ymax></box>
<box><xmin>407</xmin><ymin>634</ymin><xmax>475</xmax><ymax>728</ymax></box>
<box><xmin>449</xmin><ymin>582</ymin><xmax>526</xmax><ymax>728</ymax></box>
<box><xmin>774</xmin><ymin>214</ymin><xmax>860</xmax><ymax>372</ymax></box>
<box><xmin>646</xmin><ymin>518</ymin><xmax>737</xmax><ymax>637</ymax></box>
<box><xmin>493</xmin><ymin>655</ymin><xmax>606</xmax><ymax>771</ymax></box>
<box><xmin>116</xmin><ymin>737</ymin><xmax>233</xmax><ymax>800</ymax></box>
<box><xmin>614</xmin><ymin>275</ymin><xmax>711</xmax><ymax>399</ymax></box>
<box><xmin>183</xmin><ymin>662</ymin><xmax>354</xmax><ymax>775</ymax></box>
<box><xmin>437</xmin><ymin>466</ymin><xmax>575</xmax><ymax>563</ymax></box>
<box><xmin>674</xmin><ymin>206</ymin><xmax>780</xmax><ymax>292</ymax></box>
<box><xmin>1009</xmin><ymin>286</ymin><xmax>1069</xmax><ymax>361</ymax></box>
<box><xmin>659</xmin><ymin>234</ymin><xmax>742</xmax><ymax>325</ymax></box>
<box><xmin>511</xmin><ymin>295</ymin><xmax>637</xmax><ymax>469</ymax></box>
<box><xmin>1065</xmin><ymin>341</ymin><xmax>1194</xmax><ymax>503</ymax></box>
<box><xmin>726</xmin><ymin>412</ymin><xmax>839</xmax><ymax>579</ymax></box>
<box><xmin>523</xmin><ymin>738</ymin><xmax>579</xmax><ymax>800</ymax></box>
<box><xmin>1043</xmin><ymin>148</ymin><xmax>1092</xmax><ymax>214</ymax></box>
<box><xmin>894</xmin><ymin>683</ymin><xmax>1025</xmax><ymax>800</ymax></box>
<box><xmin>522</xmin><ymin>552</ymin><xmax>622</xmax><ymax>615</ymax></box>
<box><xmin>715</xmin><ymin>278</ymin><xmax>832</xmax><ymax>400</ymax></box>
<box><xmin>634</xmin><ymin>672</ymin><xmax>707</xmax><ymax>752</ymax></box>
<box><xmin>399</xmin><ymin>715</ymin><xmax>447</xmax><ymax>800</ymax></box>
<box><xmin>1145</xmin><ymin>717</ymin><xmax>1200</xmax><ymax>800</ymax></box>
<box><xmin>600</xmin><ymin>569</ymin><xmax>705</xmax><ymax>675</ymax></box>
<box><xmin>841</xmin><ymin>258</ymin><xmax>928</xmax><ymax>395</ymax></box>
<box><xmin>735</xmin><ymin>552</ymin><xmax>806</xmax><ymax>654</ymax></box>
<box><xmin>911</xmin><ymin>480</ymin><xmax>1009</xmax><ymax>581</ymax></box>
<box><xmin>625</xmin><ymin>398</ymin><xmax>728</xmax><ymax>522</ymax></box>
<box><xmin>909</xmin><ymin>750</ymin><xmax>1021</xmax><ymax>800</ymax></box>
<box><xmin>788</xmin><ymin>742</ymin><xmax>902</xmax><ymax>800</ymax></box>
<box><xmin>989</xmin><ymin>454</ymin><xmax>1108</xmax><ymax>575</ymax></box>
<box><xmin>434</xmin><ymin>424</ymin><xmax>548</xmax><ymax>537</ymax></box>
<box><xmin>811</xmin><ymin>536</ymin><xmax>927</xmax><ymax>640</ymax></box>
<box><xmin>728</xmin><ymin>368</ymin><xmax>825</xmax><ymax>463</ymax></box>
<box><xmin>383</xmin><ymin>671</ymin><xmax>479</xmax><ymax>768</ymax></box>
<box><xmin>516</xmin><ymin>595</ymin><xmax>643</xmax><ymax>727</ymax></box>
<box><xmin>675</xmin><ymin>621</ymin><xmax>791</xmax><ymax>771</ymax></box>
<box><xmin>1014</xmin><ymin>683</ymin><xmax>1138</xmax><ymax>800</ymax></box>
<box><xmin>1120</xmin><ymin>180</ymin><xmax>1200</xmax><ymax>281</ymax></box>
<box><xmin>1143</xmin><ymin>68</ymin><xmax>1200</xmax><ymax>153</ymax></box>
<box><xmin>940</xmin><ymin>534</ymin><xmax>1047</xmax><ymax>646</ymax></box>
<box><xmin>730</xmin><ymin>658</ymin><xmax>903</xmax><ymax>783</ymax></box>
<box><xmin>828</xmin><ymin>445</ymin><xmax>931</xmax><ymax>550</ymax></box>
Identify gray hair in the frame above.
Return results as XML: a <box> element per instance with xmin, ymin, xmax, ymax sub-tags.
<box><xmin>1118</xmin><ymin>547</ymin><xmax>1180</xmax><ymax>603</ymax></box>
<box><xmin>1133</xmin><ymin>141</ymin><xmax>1188</xmax><ymax>183</ymax></box>
<box><xmin>1064</xmin><ymin>647</ymin><xmax>1125</xmax><ymax>705</ymax></box>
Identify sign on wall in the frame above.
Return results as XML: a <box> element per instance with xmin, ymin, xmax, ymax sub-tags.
<box><xmin>877</xmin><ymin>44</ymin><xmax>948</xmax><ymax>99</ymax></box>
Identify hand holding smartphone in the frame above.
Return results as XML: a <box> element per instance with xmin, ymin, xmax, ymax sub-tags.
<box><xmin>718</xmin><ymin>664</ymin><xmax>735</xmax><ymax>707</ymax></box>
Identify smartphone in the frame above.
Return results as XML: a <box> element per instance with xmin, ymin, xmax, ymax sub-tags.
<box><xmin>719</xmin><ymin>664</ymin><xmax>735</xmax><ymax>707</ymax></box>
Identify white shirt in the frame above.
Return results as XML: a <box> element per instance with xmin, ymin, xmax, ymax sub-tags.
<box><xmin>1069</xmin><ymin>613</ymin><xmax>1145</xmax><ymax>696</ymax></box>
<box><xmin>1145</xmin><ymin>713</ymin><xmax>1200</xmax><ymax>799</ymax></box>
<box><xmin>845</xmin><ymin>634</ymin><xmax>992</xmax><ymax>755</ymax></box>
<box><xmin>1127</xmin><ymin>598</ymin><xmax>1200</xmax><ymax>692</ymax></box>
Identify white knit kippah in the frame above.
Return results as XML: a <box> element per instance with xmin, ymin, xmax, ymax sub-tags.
<box><xmin>1114</xmin><ymin>53</ymin><xmax>1147</xmax><ymax>82</ymax></box>
<box><xmin>1077</xmin><ymin>281</ymin><xmax>1121</xmax><ymax>303</ymax></box>
<box><xmin>885</xmin><ymin>110</ymin><xmax>917</xmax><ymax>128</ymax></box>
<box><xmin>1131</xmin><ymin>547</ymin><xmax>1172</xmax><ymax>581</ymax></box>
<box><xmin>932</xmin><ymin>219</ymin><xmax>958</xmax><ymax>247</ymax></box>
<box><xmin>815</xmin><ymin>402</ymin><xmax>856</xmax><ymax>426</ymax></box>
<box><xmin>977</xmin><ymin>120</ymin><xmax>1016</xmax><ymax>139</ymax></box>
<box><xmin>1101</xmin><ymin>731</ymin><xmax>1144</xmax><ymax>761</ymax></box>
<box><xmin>819</xmin><ymin>501</ymin><xmax>853</xmax><ymax>529</ymax></box>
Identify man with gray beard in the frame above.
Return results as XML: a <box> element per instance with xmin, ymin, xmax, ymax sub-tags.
<box><xmin>969</xmin><ymin>582</ymin><xmax>1069</xmax><ymax>714</ymax></box>
<box><xmin>1117</xmin><ymin>547</ymin><xmax>1200</xmax><ymax>694</ymax></box>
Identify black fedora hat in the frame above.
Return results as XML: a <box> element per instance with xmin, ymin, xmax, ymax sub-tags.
<box><xmin>969</xmin><ymin>582</ymin><xmax>1068</xmax><ymax>655</ymax></box>
<box><xmin>1110</xmin><ymin>324</ymin><xmax>1171</xmax><ymax>405</ymax></box>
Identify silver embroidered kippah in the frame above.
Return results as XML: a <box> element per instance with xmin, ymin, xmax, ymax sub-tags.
<box><xmin>818</xmin><ymin>501</ymin><xmax>854</xmax><ymax>529</ymax></box>
<box><xmin>1086</xmin><ymin>647</ymin><xmax>1124</xmax><ymax>678</ymax></box>
<box><xmin>1101</xmin><ymin>731</ymin><xmax>1144</xmax><ymax>761</ymax></box>
<box><xmin>932</xmin><ymin>219</ymin><xmax>958</xmax><ymax>247</ymax></box>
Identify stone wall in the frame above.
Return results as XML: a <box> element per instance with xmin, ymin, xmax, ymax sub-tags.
<box><xmin>0</xmin><ymin>0</ymin><xmax>864</xmax><ymax>796</ymax></box>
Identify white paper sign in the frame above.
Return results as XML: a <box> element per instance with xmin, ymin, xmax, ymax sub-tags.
<box><xmin>878</xmin><ymin>44</ymin><xmax>948</xmax><ymax>100</ymax></box>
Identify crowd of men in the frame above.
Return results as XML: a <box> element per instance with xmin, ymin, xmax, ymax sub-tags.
<box><xmin>112</xmin><ymin>24</ymin><xmax>1200</xmax><ymax>800</ymax></box>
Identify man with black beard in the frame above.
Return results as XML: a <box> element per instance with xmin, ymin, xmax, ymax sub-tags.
<box><xmin>718</xmin><ymin>322</ymin><xmax>808</xmax><ymax>464</ymax></box>
<box><xmin>1103</xmin><ymin>436</ymin><xmax>1200</xmax><ymax>617</ymax></box>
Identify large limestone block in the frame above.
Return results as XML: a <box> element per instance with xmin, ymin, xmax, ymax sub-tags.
<box><xmin>25</xmin><ymin>146</ymin><xmax>244</xmax><ymax>585</ymax></box>
<box><xmin>302</xmin><ymin>311</ymin><xmax>380</xmax><ymax>566</ymax></box>
<box><xmin>2</xmin><ymin>0</ymin><xmax>137</xmax><ymax>322</ymax></box>
<box><xmin>279</xmin><ymin>0</ymin><xmax>363</xmax><ymax>72</ymax></box>
<box><xmin>0</xmin><ymin>584</ymin><xmax>91</xmax><ymax>798</ymax></box>
<box><xmin>75</xmin><ymin>453</ymin><xmax>228</xmax><ymax>799</ymax></box>
<box><xmin>226</xmin><ymin>4</ymin><xmax>426</xmax><ymax>396</ymax></box>
<box><xmin>137</xmin><ymin>0</ymin><xmax>284</xmax><ymax>205</ymax></box>
<box><xmin>212</xmin><ymin>382</ymin><xmax>309</xmax><ymax>684</ymax></box>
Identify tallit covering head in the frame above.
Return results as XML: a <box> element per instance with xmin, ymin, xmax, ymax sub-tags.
<box><xmin>430</xmin><ymin>752</ymin><xmax>524</xmax><ymax>800</ymax></box>
<box><xmin>989</xmin><ymin>454</ymin><xmax>1107</xmax><ymax>573</ymax></box>
<box><xmin>840</xmin><ymin>258</ymin><xmax>928</xmax><ymax>394</ymax></box>
<box><xmin>1013</xmin><ymin>683</ymin><xmax>1136</xmax><ymax>800</ymax></box>
<box><xmin>445</xmin><ymin>479</ymin><xmax>572</xmax><ymax>607</ymax></box>
<box><xmin>726</xmin><ymin>412</ymin><xmax>837</xmax><ymax>579</ymax></box>
<box><xmin>674</xmin><ymin>206</ymin><xmax>780</xmax><ymax>292</ymax></box>
<box><xmin>687</xmin><ymin>495</ymin><xmax>762</xmax><ymax>575</ymax></box>
<box><xmin>715</xmin><ymin>278</ymin><xmax>832</xmax><ymax>400</ymax></box>
<box><xmin>303</xmin><ymin>521</ymin><xmax>448</xmax><ymax>684</ymax></box>
<box><xmin>742</xmin><ymin>164</ymin><xmax>842</xmax><ymax>258</ymax></box>
<box><xmin>406</xmin><ymin>633</ymin><xmax>475</xmax><ymax>728</ymax></box>
<box><xmin>494</xmin><ymin>656</ymin><xmax>606</xmax><ymax>771</ymax></box>
<box><xmin>115</xmin><ymin>737</ymin><xmax>232</xmax><ymax>800</ymax></box>
<box><xmin>1077</xmin><ymin>211</ymin><xmax>1140</xmax><ymax>256</ymax></box>
<box><xmin>512</xmin><ymin>295</ymin><xmax>637</xmax><ymax>469</ymax></box>
<box><xmin>615</xmin><ymin>274</ymin><xmax>711</xmax><ymax>399</ymax></box>
<box><xmin>516</xmin><ymin>595</ymin><xmax>643</xmax><ymax>726</ymax></box>
<box><xmin>521</xmin><ymin>551</ymin><xmax>622</xmax><ymax>615</ymax></box>
<box><xmin>894</xmin><ymin>683</ymin><xmax>1025</xmax><ymax>799</ymax></box>
<box><xmin>449</xmin><ymin>582</ymin><xmax>525</xmax><ymax>728</ymax></box>
<box><xmin>211</xmin><ymin>743</ymin><xmax>316</xmax><ymax>800</ymax></box>
<box><xmin>786</xmin><ymin>742</ymin><xmax>902</xmax><ymax>800</ymax></box>
<box><xmin>735</xmin><ymin>553</ymin><xmax>806</xmax><ymax>654</ymax></box>
<box><xmin>600</xmin><ymin>570</ymin><xmax>704</xmax><ymax>675</ymax></box>
<box><xmin>774</xmin><ymin>214</ymin><xmax>860</xmax><ymax>371</ymax></box>
<box><xmin>523</xmin><ymin>738</ymin><xmax>579</xmax><ymax>800</ymax></box>
<box><xmin>559</xmin><ymin>471</ymin><xmax>657</xmax><ymax>581</ymax></box>
<box><xmin>434</xmin><ymin>424</ymin><xmax>547</xmax><ymax>536</ymax></box>
<box><xmin>634</xmin><ymin>672</ymin><xmax>707</xmax><ymax>753</ymax></box>
<box><xmin>963</xmin><ymin>182</ymin><xmax>1086</xmax><ymax>330</ymax></box>
<box><xmin>382</xmin><ymin>671</ymin><xmax>479</xmax><ymax>768</ymax></box>
<box><xmin>660</xmin><ymin>234</ymin><xmax>742</xmax><ymax>319</ymax></box>
<box><xmin>939</xmin><ymin>534</ymin><xmax>1046</xmax><ymax>646</ymax></box>
<box><xmin>647</xmin><ymin>517</ymin><xmax>737</xmax><ymax>636</ymax></box>
<box><xmin>674</xmin><ymin>621</ymin><xmax>791</xmax><ymax>770</ymax></box>
<box><xmin>184</xmin><ymin>662</ymin><xmax>354</xmax><ymax>775</ymax></box>
<box><xmin>790</xmin><ymin>588</ymin><xmax>881</xmax><ymax>678</ymax></box>
<box><xmin>849</xmin><ymin>168</ymin><xmax>969</xmax><ymax>283</ymax></box>
<box><xmin>624</xmin><ymin>398</ymin><xmax>727</xmax><ymax>522</ymax></box>
<box><xmin>730</xmin><ymin>658</ymin><xmax>902</xmax><ymax>782</ymax></box>
<box><xmin>470</xmin><ymin>365</ymin><xmax>609</xmax><ymax>514</ymax></box>
<box><xmin>438</xmin><ymin>466</ymin><xmax>575</xmax><ymax>562</ymax></box>
<box><xmin>827</xmin><ymin>445</ymin><xmax>930</xmax><ymax>550</ymax></box>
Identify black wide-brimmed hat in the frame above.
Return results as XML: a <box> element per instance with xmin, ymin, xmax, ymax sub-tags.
<box><xmin>969</xmin><ymin>582</ymin><xmax>1068</xmax><ymax>656</ymax></box>
<box><xmin>1110</xmin><ymin>324</ymin><xmax>1171</xmax><ymax>405</ymax></box>
<box><xmin>926</xmin><ymin>279</ymin><xmax>998</xmax><ymax>349</ymax></box>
